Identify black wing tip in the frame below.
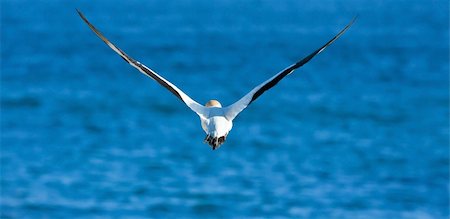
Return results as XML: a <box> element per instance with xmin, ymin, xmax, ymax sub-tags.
<box><xmin>76</xmin><ymin>8</ymin><xmax>83</xmax><ymax>16</ymax></box>
<box><xmin>346</xmin><ymin>15</ymin><xmax>358</xmax><ymax>30</ymax></box>
<box><xmin>249</xmin><ymin>16</ymin><xmax>358</xmax><ymax>105</ymax></box>
<box><xmin>303</xmin><ymin>16</ymin><xmax>356</xmax><ymax>59</ymax></box>
<box><xmin>76</xmin><ymin>9</ymin><xmax>89</xmax><ymax>23</ymax></box>
<box><xmin>339</xmin><ymin>16</ymin><xmax>358</xmax><ymax>36</ymax></box>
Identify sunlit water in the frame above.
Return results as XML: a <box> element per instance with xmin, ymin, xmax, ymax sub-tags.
<box><xmin>1</xmin><ymin>0</ymin><xmax>449</xmax><ymax>218</ymax></box>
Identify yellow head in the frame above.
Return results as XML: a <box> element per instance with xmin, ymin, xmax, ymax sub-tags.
<box><xmin>205</xmin><ymin>100</ymin><xmax>222</xmax><ymax>108</ymax></box>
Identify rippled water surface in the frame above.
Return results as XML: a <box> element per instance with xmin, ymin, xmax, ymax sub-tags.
<box><xmin>1</xmin><ymin>0</ymin><xmax>449</xmax><ymax>218</ymax></box>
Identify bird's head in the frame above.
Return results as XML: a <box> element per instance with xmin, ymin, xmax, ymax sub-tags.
<box><xmin>205</xmin><ymin>100</ymin><xmax>222</xmax><ymax>108</ymax></box>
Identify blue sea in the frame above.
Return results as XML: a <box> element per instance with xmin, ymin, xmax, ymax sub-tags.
<box><xmin>1</xmin><ymin>0</ymin><xmax>449</xmax><ymax>218</ymax></box>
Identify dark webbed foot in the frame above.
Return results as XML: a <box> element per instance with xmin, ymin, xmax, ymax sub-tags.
<box><xmin>204</xmin><ymin>135</ymin><xmax>210</xmax><ymax>143</ymax></box>
<box><xmin>218</xmin><ymin>136</ymin><xmax>225</xmax><ymax>145</ymax></box>
<box><xmin>204</xmin><ymin>134</ymin><xmax>227</xmax><ymax>150</ymax></box>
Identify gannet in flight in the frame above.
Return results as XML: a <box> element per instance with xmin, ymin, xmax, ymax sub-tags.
<box><xmin>77</xmin><ymin>10</ymin><xmax>355</xmax><ymax>150</ymax></box>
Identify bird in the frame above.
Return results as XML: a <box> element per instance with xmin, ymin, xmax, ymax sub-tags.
<box><xmin>77</xmin><ymin>9</ymin><xmax>356</xmax><ymax>150</ymax></box>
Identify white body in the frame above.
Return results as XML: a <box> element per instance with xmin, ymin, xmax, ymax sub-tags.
<box><xmin>200</xmin><ymin>108</ymin><xmax>233</xmax><ymax>138</ymax></box>
<box><xmin>199</xmin><ymin>102</ymin><xmax>233</xmax><ymax>148</ymax></box>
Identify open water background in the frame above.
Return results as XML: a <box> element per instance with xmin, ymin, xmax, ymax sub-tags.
<box><xmin>1</xmin><ymin>0</ymin><xmax>449</xmax><ymax>218</ymax></box>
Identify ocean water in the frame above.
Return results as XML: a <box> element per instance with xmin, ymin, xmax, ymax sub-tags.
<box><xmin>1</xmin><ymin>0</ymin><xmax>449</xmax><ymax>218</ymax></box>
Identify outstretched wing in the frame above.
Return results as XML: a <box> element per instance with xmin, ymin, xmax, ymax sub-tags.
<box><xmin>224</xmin><ymin>17</ymin><xmax>356</xmax><ymax>121</ymax></box>
<box><xmin>77</xmin><ymin>9</ymin><xmax>207</xmax><ymax>118</ymax></box>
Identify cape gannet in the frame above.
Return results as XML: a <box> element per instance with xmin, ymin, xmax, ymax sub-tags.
<box><xmin>77</xmin><ymin>10</ymin><xmax>355</xmax><ymax>150</ymax></box>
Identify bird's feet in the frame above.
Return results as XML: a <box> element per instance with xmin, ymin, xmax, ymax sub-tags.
<box><xmin>204</xmin><ymin>135</ymin><xmax>227</xmax><ymax>150</ymax></box>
